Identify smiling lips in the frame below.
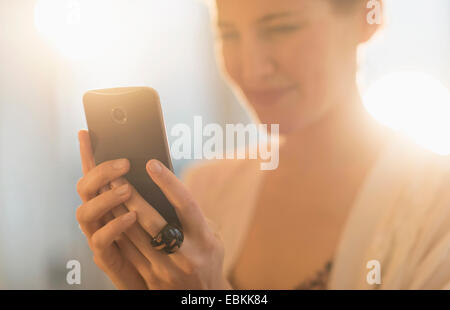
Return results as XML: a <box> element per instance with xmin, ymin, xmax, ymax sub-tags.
<box><xmin>245</xmin><ymin>85</ymin><xmax>298</xmax><ymax>106</ymax></box>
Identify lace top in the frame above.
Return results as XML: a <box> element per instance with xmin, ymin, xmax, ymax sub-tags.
<box><xmin>294</xmin><ymin>260</ymin><xmax>333</xmax><ymax>290</ymax></box>
<box><xmin>228</xmin><ymin>260</ymin><xmax>333</xmax><ymax>290</ymax></box>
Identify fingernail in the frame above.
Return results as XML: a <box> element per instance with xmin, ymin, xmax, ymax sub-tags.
<box><xmin>148</xmin><ymin>160</ymin><xmax>162</xmax><ymax>174</ymax></box>
<box><xmin>115</xmin><ymin>184</ymin><xmax>129</xmax><ymax>196</ymax></box>
<box><xmin>113</xmin><ymin>159</ymin><xmax>128</xmax><ymax>170</ymax></box>
<box><xmin>124</xmin><ymin>212</ymin><xmax>136</xmax><ymax>223</ymax></box>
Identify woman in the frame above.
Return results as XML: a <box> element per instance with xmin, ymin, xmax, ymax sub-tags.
<box><xmin>76</xmin><ymin>0</ymin><xmax>450</xmax><ymax>289</ymax></box>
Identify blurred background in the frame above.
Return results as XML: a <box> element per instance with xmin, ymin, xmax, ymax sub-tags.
<box><xmin>0</xmin><ymin>0</ymin><xmax>449</xmax><ymax>289</ymax></box>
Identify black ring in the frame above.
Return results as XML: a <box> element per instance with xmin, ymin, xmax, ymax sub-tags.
<box><xmin>150</xmin><ymin>224</ymin><xmax>184</xmax><ymax>254</ymax></box>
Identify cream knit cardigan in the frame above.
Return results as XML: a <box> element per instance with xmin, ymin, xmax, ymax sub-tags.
<box><xmin>181</xmin><ymin>133</ymin><xmax>450</xmax><ymax>289</ymax></box>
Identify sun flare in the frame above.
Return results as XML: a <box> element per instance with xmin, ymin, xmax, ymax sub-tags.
<box><xmin>363</xmin><ymin>71</ymin><xmax>450</xmax><ymax>156</ymax></box>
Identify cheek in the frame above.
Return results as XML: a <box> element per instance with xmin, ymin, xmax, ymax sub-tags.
<box><xmin>220</xmin><ymin>45</ymin><xmax>242</xmax><ymax>87</ymax></box>
<box><xmin>274</xmin><ymin>23</ymin><xmax>343</xmax><ymax>100</ymax></box>
<box><xmin>280</xmin><ymin>28</ymin><xmax>331</xmax><ymax>84</ymax></box>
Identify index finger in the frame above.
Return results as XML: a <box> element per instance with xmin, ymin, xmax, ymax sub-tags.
<box><xmin>79</xmin><ymin>129</ymin><xmax>96</xmax><ymax>176</ymax></box>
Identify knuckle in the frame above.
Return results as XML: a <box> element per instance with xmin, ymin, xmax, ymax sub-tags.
<box><xmin>93</xmin><ymin>255</ymin><xmax>104</xmax><ymax>270</ymax></box>
<box><xmin>91</xmin><ymin>232</ymin><xmax>105</xmax><ymax>251</ymax></box>
<box><xmin>204</xmin><ymin>234</ymin><xmax>217</xmax><ymax>251</ymax></box>
<box><xmin>140</xmin><ymin>265</ymin><xmax>154</xmax><ymax>281</ymax></box>
<box><xmin>205</xmin><ymin>217</ymin><xmax>220</xmax><ymax>234</ymax></box>
<box><xmin>165</xmin><ymin>266</ymin><xmax>184</xmax><ymax>286</ymax></box>
<box><xmin>203</xmin><ymin>231</ymin><xmax>223</xmax><ymax>255</ymax></box>
<box><xmin>177</xmin><ymin>249</ymin><xmax>202</xmax><ymax>276</ymax></box>
<box><xmin>76</xmin><ymin>178</ymin><xmax>85</xmax><ymax>196</ymax></box>
<box><xmin>173</xmin><ymin>250</ymin><xmax>197</xmax><ymax>276</ymax></box>
<box><xmin>106</xmin><ymin>254</ymin><xmax>124</xmax><ymax>273</ymax></box>
<box><xmin>183</xmin><ymin>259</ymin><xmax>200</xmax><ymax>276</ymax></box>
<box><xmin>164</xmin><ymin>269</ymin><xmax>177</xmax><ymax>284</ymax></box>
<box><xmin>93</xmin><ymin>253</ymin><xmax>123</xmax><ymax>274</ymax></box>
<box><xmin>75</xmin><ymin>205</ymin><xmax>85</xmax><ymax>223</ymax></box>
<box><xmin>211</xmin><ymin>226</ymin><xmax>224</xmax><ymax>246</ymax></box>
<box><xmin>114</xmin><ymin>232</ymin><xmax>126</xmax><ymax>243</ymax></box>
<box><xmin>153</xmin><ymin>265</ymin><xmax>170</xmax><ymax>282</ymax></box>
<box><xmin>96</xmin><ymin>164</ymin><xmax>111</xmax><ymax>184</ymax></box>
<box><xmin>198</xmin><ymin>222</ymin><xmax>213</xmax><ymax>243</ymax></box>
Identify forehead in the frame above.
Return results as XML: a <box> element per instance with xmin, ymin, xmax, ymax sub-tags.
<box><xmin>215</xmin><ymin>0</ymin><xmax>326</xmax><ymax>23</ymax></box>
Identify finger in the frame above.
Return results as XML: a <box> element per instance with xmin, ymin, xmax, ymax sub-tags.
<box><xmin>77</xmin><ymin>184</ymin><xmax>132</xmax><ymax>225</ymax></box>
<box><xmin>77</xmin><ymin>158</ymin><xmax>130</xmax><ymax>202</ymax></box>
<box><xmin>90</xmin><ymin>211</ymin><xmax>148</xmax><ymax>290</ymax></box>
<box><xmin>91</xmin><ymin>211</ymin><xmax>137</xmax><ymax>254</ymax></box>
<box><xmin>110</xmin><ymin>200</ymin><xmax>168</xmax><ymax>264</ymax></box>
<box><xmin>79</xmin><ymin>129</ymin><xmax>114</xmax><ymax>227</ymax></box>
<box><xmin>98</xmin><ymin>184</ymin><xmax>116</xmax><ymax>226</ymax></box>
<box><xmin>78</xmin><ymin>130</ymin><xmax>96</xmax><ymax>176</ymax></box>
<box><xmin>114</xmin><ymin>234</ymin><xmax>154</xmax><ymax>288</ymax></box>
<box><xmin>110</xmin><ymin>178</ymin><xmax>168</xmax><ymax>238</ymax></box>
<box><xmin>146</xmin><ymin>159</ymin><xmax>207</xmax><ymax>236</ymax></box>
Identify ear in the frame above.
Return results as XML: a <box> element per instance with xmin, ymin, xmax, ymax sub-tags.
<box><xmin>359</xmin><ymin>0</ymin><xmax>384</xmax><ymax>44</ymax></box>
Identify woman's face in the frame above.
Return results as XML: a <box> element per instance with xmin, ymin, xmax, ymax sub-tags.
<box><xmin>214</xmin><ymin>0</ymin><xmax>368</xmax><ymax>134</ymax></box>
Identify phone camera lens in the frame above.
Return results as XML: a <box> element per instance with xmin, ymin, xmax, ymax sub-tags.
<box><xmin>111</xmin><ymin>107</ymin><xmax>127</xmax><ymax>124</ymax></box>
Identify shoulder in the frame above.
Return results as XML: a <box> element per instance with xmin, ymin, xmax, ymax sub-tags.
<box><xmin>371</xmin><ymin>132</ymin><xmax>450</xmax><ymax>289</ymax></box>
<box><xmin>382</xmin><ymin>132</ymin><xmax>450</xmax><ymax>202</ymax></box>
<box><xmin>332</xmin><ymin>132</ymin><xmax>450</xmax><ymax>289</ymax></box>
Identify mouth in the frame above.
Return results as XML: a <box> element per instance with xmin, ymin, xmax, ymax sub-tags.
<box><xmin>245</xmin><ymin>85</ymin><xmax>298</xmax><ymax>106</ymax></box>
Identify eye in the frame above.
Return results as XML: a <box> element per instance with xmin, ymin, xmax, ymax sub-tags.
<box><xmin>218</xmin><ymin>30</ymin><xmax>240</xmax><ymax>41</ymax></box>
<box><xmin>264</xmin><ymin>24</ymin><xmax>302</xmax><ymax>36</ymax></box>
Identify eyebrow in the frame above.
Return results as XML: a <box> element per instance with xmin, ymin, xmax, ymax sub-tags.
<box><xmin>256</xmin><ymin>11</ymin><xmax>296</xmax><ymax>24</ymax></box>
<box><xmin>217</xmin><ymin>11</ymin><xmax>298</xmax><ymax>28</ymax></box>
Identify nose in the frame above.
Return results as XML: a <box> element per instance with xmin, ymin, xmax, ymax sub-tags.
<box><xmin>240</xmin><ymin>36</ymin><xmax>276</xmax><ymax>87</ymax></box>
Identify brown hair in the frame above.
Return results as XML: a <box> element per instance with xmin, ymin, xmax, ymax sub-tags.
<box><xmin>329</xmin><ymin>0</ymin><xmax>365</xmax><ymax>13</ymax></box>
<box><xmin>202</xmin><ymin>0</ymin><xmax>365</xmax><ymax>14</ymax></box>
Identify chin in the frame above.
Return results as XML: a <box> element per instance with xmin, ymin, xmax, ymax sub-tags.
<box><xmin>249</xmin><ymin>99</ymin><xmax>325</xmax><ymax>136</ymax></box>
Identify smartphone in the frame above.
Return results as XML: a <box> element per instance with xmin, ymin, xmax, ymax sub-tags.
<box><xmin>82</xmin><ymin>87</ymin><xmax>181</xmax><ymax>229</ymax></box>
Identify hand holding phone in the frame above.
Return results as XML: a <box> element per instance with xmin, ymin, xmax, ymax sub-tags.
<box><xmin>77</xmin><ymin>87</ymin><xmax>230</xmax><ymax>288</ymax></box>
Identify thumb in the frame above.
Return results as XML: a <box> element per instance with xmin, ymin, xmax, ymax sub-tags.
<box><xmin>146</xmin><ymin>159</ymin><xmax>208</xmax><ymax>237</ymax></box>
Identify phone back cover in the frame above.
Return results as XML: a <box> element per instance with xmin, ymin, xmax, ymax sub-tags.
<box><xmin>83</xmin><ymin>87</ymin><xmax>181</xmax><ymax>229</ymax></box>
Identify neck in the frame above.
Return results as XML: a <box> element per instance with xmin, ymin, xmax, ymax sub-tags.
<box><xmin>280</xmin><ymin>92</ymin><xmax>390</xmax><ymax>165</ymax></box>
